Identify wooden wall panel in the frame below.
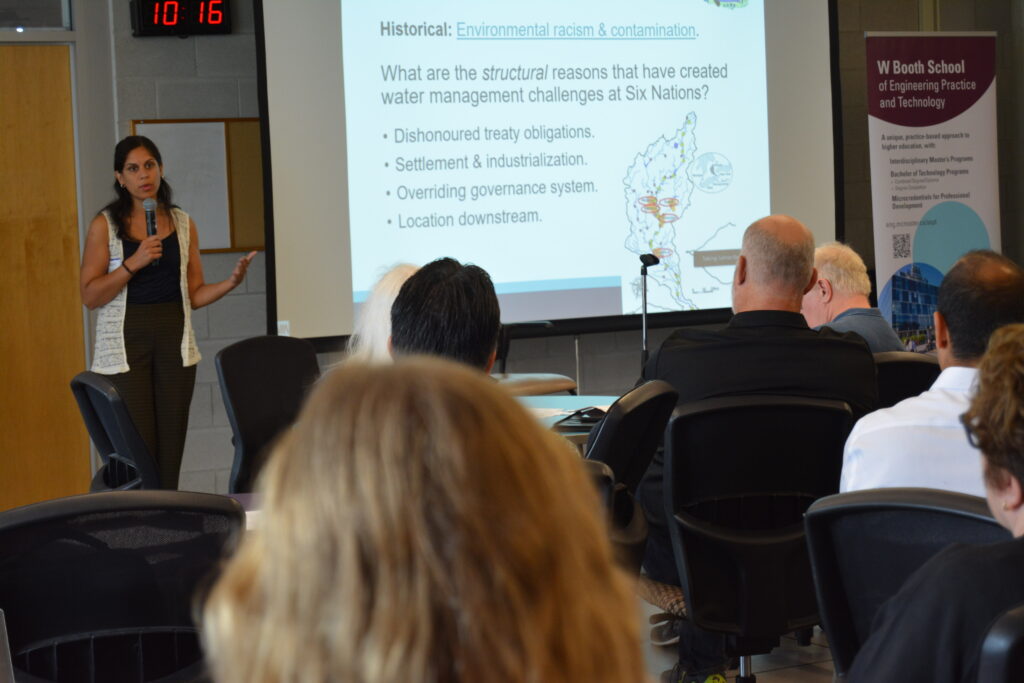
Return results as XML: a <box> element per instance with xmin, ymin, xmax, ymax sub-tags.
<box><xmin>0</xmin><ymin>45</ymin><xmax>90</xmax><ymax>510</ymax></box>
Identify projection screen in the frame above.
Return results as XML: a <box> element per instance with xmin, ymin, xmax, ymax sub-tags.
<box><xmin>256</xmin><ymin>0</ymin><xmax>840</xmax><ymax>340</ymax></box>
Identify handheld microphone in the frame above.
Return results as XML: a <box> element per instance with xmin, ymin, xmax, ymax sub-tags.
<box><xmin>143</xmin><ymin>198</ymin><xmax>159</xmax><ymax>266</ymax></box>
<box><xmin>640</xmin><ymin>253</ymin><xmax>660</xmax><ymax>268</ymax></box>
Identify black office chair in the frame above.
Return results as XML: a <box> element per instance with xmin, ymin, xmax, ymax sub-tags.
<box><xmin>582</xmin><ymin>460</ymin><xmax>648</xmax><ymax>574</ymax></box>
<box><xmin>664</xmin><ymin>395</ymin><xmax>853</xmax><ymax>683</ymax></box>
<box><xmin>873</xmin><ymin>351</ymin><xmax>941</xmax><ymax>408</ymax></box>
<box><xmin>70</xmin><ymin>371</ymin><xmax>162</xmax><ymax>491</ymax></box>
<box><xmin>216</xmin><ymin>335</ymin><xmax>321</xmax><ymax>493</ymax></box>
<box><xmin>0</xmin><ymin>490</ymin><xmax>244</xmax><ymax>683</ymax></box>
<box><xmin>804</xmin><ymin>487</ymin><xmax>1009</xmax><ymax>678</ymax></box>
<box><xmin>585</xmin><ymin>380</ymin><xmax>678</xmax><ymax>495</ymax></box>
<box><xmin>0</xmin><ymin>609</ymin><xmax>17</xmax><ymax>683</ymax></box>
<box><xmin>980</xmin><ymin>603</ymin><xmax>1024</xmax><ymax>683</ymax></box>
<box><xmin>583</xmin><ymin>459</ymin><xmax>616</xmax><ymax>510</ymax></box>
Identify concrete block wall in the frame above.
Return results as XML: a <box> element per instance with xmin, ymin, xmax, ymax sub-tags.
<box><xmin>504</xmin><ymin>327</ymin><xmax>676</xmax><ymax>398</ymax></box>
<box><xmin>178</xmin><ymin>252</ymin><xmax>267</xmax><ymax>493</ymax></box>
<box><xmin>111</xmin><ymin>3</ymin><xmax>259</xmax><ymax>134</ymax></box>
<box><xmin>109</xmin><ymin>0</ymin><xmax>264</xmax><ymax>492</ymax></box>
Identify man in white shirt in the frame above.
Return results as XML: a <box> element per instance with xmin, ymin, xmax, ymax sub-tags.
<box><xmin>841</xmin><ymin>250</ymin><xmax>1024</xmax><ymax>496</ymax></box>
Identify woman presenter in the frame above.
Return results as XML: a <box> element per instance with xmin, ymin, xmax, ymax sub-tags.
<box><xmin>80</xmin><ymin>135</ymin><xmax>255</xmax><ymax>488</ymax></box>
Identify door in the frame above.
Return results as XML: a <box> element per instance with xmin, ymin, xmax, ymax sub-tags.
<box><xmin>0</xmin><ymin>44</ymin><xmax>90</xmax><ymax>510</ymax></box>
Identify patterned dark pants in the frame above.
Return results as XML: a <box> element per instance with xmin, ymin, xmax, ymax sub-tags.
<box><xmin>107</xmin><ymin>302</ymin><xmax>196</xmax><ymax>489</ymax></box>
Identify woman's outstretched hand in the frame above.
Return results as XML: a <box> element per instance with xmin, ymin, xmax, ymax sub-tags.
<box><xmin>230</xmin><ymin>251</ymin><xmax>258</xmax><ymax>286</ymax></box>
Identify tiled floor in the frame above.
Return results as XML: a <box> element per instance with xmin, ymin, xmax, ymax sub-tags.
<box><xmin>640</xmin><ymin>598</ymin><xmax>835</xmax><ymax>682</ymax></box>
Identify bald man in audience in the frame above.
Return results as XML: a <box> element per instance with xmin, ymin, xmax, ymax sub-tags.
<box><xmin>638</xmin><ymin>215</ymin><xmax>877</xmax><ymax>683</ymax></box>
<box><xmin>841</xmin><ymin>250</ymin><xmax>1024</xmax><ymax>496</ymax></box>
<box><xmin>801</xmin><ymin>242</ymin><xmax>903</xmax><ymax>352</ymax></box>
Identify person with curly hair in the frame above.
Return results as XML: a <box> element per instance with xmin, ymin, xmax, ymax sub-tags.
<box><xmin>848</xmin><ymin>323</ymin><xmax>1024</xmax><ymax>683</ymax></box>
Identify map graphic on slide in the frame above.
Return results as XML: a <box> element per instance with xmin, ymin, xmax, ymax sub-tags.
<box><xmin>624</xmin><ymin>113</ymin><xmax>698</xmax><ymax>309</ymax></box>
<box><xmin>624</xmin><ymin>113</ymin><xmax>737</xmax><ymax>311</ymax></box>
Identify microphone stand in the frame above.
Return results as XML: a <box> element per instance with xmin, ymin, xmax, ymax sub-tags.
<box><xmin>639</xmin><ymin>253</ymin><xmax>660</xmax><ymax>372</ymax></box>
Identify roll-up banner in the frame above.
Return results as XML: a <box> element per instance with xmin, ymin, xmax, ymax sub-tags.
<box><xmin>866</xmin><ymin>32</ymin><xmax>999</xmax><ymax>352</ymax></box>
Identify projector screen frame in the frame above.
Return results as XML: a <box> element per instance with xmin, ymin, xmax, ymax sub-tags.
<box><xmin>254</xmin><ymin>0</ymin><xmax>844</xmax><ymax>351</ymax></box>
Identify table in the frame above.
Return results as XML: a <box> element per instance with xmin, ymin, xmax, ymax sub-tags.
<box><xmin>518</xmin><ymin>394</ymin><xmax>617</xmax><ymax>447</ymax></box>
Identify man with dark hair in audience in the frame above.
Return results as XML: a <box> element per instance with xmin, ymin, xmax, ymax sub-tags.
<box><xmin>841</xmin><ymin>250</ymin><xmax>1024</xmax><ymax>497</ymax></box>
<box><xmin>389</xmin><ymin>256</ymin><xmax>501</xmax><ymax>372</ymax></box>
<box><xmin>639</xmin><ymin>215</ymin><xmax>877</xmax><ymax>683</ymax></box>
<box><xmin>801</xmin><ymin>242</ymin><xmax>904</xmax><ymax>352</ymax></box>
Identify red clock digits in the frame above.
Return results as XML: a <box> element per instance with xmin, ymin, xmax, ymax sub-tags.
<box><xmin>206</xmin><ymin>0</ymin><xmax>224</xmax><ymax>25</ymax></box>
<box><xmin>153</xmin><ymin>1</ymin><xmax>180</xmax><ymax>26</ymax></box>
<box><xmin>134</xmin><ymin>0</ymin><xmax>231</xmax><ymax>35</ymax></box>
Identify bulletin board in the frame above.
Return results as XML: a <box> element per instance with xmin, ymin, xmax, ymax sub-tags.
<box><xmin>132</xmin><ymin>118</ymin><xmax>264</xmax><ymax>252</ymax></box>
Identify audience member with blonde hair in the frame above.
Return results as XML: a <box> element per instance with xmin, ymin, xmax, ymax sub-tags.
<box><xmin>848</xmin><ymin>323</ymin><xmax>1024</xmax><ymax>683</ymax></box>
<box><xmin>202</xmin><ymin>356</ymin><xmax>644</xmax><ymax>683</ymax></box>
<box><xmin>345</xmin><ymin>263</ymin><xmax>418</xmax><ymax>364</ymax></box>
<box><xmin>800</xmin><ymin>242</ymin><xmax>902</xmax><ymax>352</ymax></box>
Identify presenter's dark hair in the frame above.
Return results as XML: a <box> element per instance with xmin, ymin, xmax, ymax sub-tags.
<box><xmin>102</xmin><ymin>135</ymin><xmax>175</xmax><ymax>240</ymax></box>
<box><xmin>937</xmin><ymin>250</ymin><xmax>1024</xmax><ymax>360</ymax></box>
<box><xmin>390</xmin><ymin>257</ymin><xmax>500</xmax><ymax>370</ymax></box>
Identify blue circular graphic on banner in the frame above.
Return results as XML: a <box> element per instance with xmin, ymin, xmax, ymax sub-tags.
<box><xmin>912</xmin><ymin>201</ymin><xmax>990</xmax><ymax>275</ymax></box>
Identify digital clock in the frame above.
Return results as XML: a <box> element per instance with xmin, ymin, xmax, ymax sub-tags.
<box><xmin>130</xmin><ymin>0</ymin><xmax>232</xmax><ymax>37</ymax></box>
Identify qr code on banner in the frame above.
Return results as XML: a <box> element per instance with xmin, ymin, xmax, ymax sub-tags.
<box><xmin>892</xmin><ymin>233</ymin><xmax>911</xmax><ymax>259</ymax></box>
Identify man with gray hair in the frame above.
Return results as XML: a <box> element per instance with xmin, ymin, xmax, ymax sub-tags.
<box><xmin>801</xmin><ymin>242</ymin><xmax>903</xmax><ymax>352</ymax></box>
<box><xmin>639</xmin><ymin>215</ymin><xmax>877</xmax><ymax>683</ymax></box>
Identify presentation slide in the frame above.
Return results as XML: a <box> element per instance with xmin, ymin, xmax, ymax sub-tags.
<box><xmin>343</xmin><ymin>0</ymin><xmax>767</xmax><ymax>320</ymax></box>
<box><xmin>258</xmin><ymin>1</ymin><xmax>837</xmax><ymax>339</ymax></box>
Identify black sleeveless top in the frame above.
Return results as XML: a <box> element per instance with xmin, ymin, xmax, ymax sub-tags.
<box><xmin>122</xmin><ymin>233</ymin><xmax>183</xmax><ymax>304</ymax></box>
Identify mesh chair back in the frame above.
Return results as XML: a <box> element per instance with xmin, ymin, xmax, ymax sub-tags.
<box><xmin>585</xmin><ymin>380</ymin><xmax>678</xmax><ymax>494</ymax></box>
<box><xmin>0</xmin><ymin>491</ymin><xmax>244</xmax><ymax>682</ymax></box>
<box><xmin>980</xmin><ymin>603</ymin><xmax>1024</xmax><ymax>683</ymax></box>
<box><xmin>216</xmin><ymin>335</ymin><xmax>320</xmax><ymax>493</ymax></box>
<box><xmin>669</xmin><ymin>395</ymin><xmax>852</xmax><ymax>506</ymax></box>
<box><xmin>70</xmin><ymin>371</ymin><xmax>161</xmax><ymax>490</ymax></box>
<box><xmin>664</xmin><ymin>395</ymin><xmax>853</xmax><ymax>640</ymax></box>
<box><xmin>873</xmin><ymin>351</ymin><xmax>941</xmax><ymax>408</ymax></box>
<box><xmin>804</xmin><ymin>488</ymin><xmax>1009</xmax><ymax>677</ymax></box>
